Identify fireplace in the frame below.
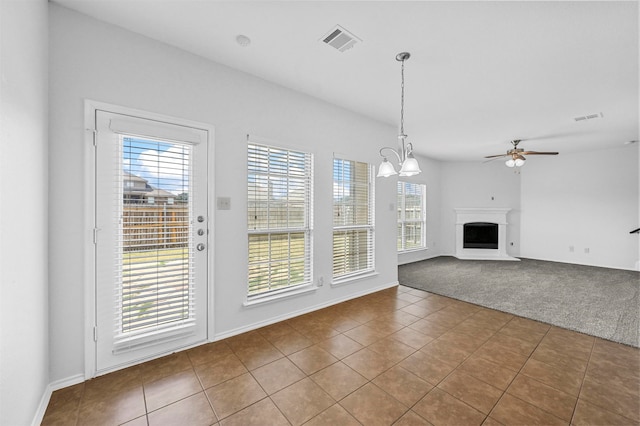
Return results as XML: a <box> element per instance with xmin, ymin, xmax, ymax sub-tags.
<box><xmin>463</xmin><ymin>222</ymin><xmax>498</xmax><ymax>249</ymax></box>
<box><xmin>454</xmin><ymin>208</ymin><xmax>519</xmax><ymax>261</ymax></box>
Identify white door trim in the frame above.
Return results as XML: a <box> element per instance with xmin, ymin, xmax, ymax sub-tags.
<box><xmin>83</xmin><ymin>100</ymin><xmax>215</xmax><ymax>378</ymax></box>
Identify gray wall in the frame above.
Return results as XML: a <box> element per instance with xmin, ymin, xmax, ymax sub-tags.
<box><xmin>48</xmin><ymin>4</ymin><xmax>400</xmax><ymax>383</ymax></box>
<box><xmin>521</xmin><ymin>145</ymin><xmax>639</xmax><ymax>270</ymax></box>
<box><xmin>0</xmin><ymin>0</ymin><xmax>50</xmax><ymax>424</ymax></box>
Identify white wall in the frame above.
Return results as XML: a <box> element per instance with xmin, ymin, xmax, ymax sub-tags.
<box><xmin>48</xmin><ymin>4</ymin><xmax>399</xmax><ymax>383</ymax></box>
<box><xmin>521</xmin><ymin>145</ymin><xmax>639</xmax><ymax>270</ymax></box>
<box><xmin>398</xmin><ymin>154</ymin><xmax>442</xmax><ymax>265</ymax></box>
<box><xmin>438</xmin><ymin>161</ymin><xmax>522</xmax><ymax>257</ymax></box>
<box><xmin>0</xmin><ymin>0</ymin><xmax>50</xmax><ymax>424</ymax></box>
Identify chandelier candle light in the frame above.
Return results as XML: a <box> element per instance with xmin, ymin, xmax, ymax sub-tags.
<box><xmin>377</xmin><ymin>52</ymin><xmax>422</xmax><ymax>178</ymax></box>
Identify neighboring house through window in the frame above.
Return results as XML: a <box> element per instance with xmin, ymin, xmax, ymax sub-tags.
<box><xmin>123</xmin><ymin>170</ymin><xmax>177</xmax><ymax>205</ymax></box>
<box><xmin>332</xmin><ymin>157</ymin><xmax>374</xmax><ymax>282</ymax></box>
<box><xmin>397</xmin><ymin>181</ymin><xmax>426</xmax><ymax>251</ymax></box>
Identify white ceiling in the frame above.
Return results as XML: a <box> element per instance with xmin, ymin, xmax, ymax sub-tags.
<box><xmin>53</xmin><ymin>0</ymin><xmax>639</xmax><ymax>161</ymax></box>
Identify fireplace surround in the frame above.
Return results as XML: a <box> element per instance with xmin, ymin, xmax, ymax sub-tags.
<box><xmin>454</xmin><ymin>208</ymin><xmax>519</xmax><ymax>261</ymax></box>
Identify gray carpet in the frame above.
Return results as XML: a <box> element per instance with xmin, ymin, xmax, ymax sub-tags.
<box><xmin>398</xmin><ymin>256</ymin><xmax>640</xmax><ymax>347</ymax></box>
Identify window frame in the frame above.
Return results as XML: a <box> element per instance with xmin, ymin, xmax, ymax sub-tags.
<box><xmin>397</xmin><ymin>181</ymin><xmax>427</xmax><ymax>252</ymax></box>
<box><xmin>332</xmin><ymin>156</ymin><xmax>375</xmax><ymax>284</ymax></box>
<box><xmin>246</xmin><ymin>140</ymin><xmax>314</xmax><ymax>303</ymax></box>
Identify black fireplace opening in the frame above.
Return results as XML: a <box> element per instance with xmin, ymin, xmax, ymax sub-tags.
<box><xmin>463</xmin><ymin>222</ymin><xmax>498</xmax><ymax>249</ymax></box>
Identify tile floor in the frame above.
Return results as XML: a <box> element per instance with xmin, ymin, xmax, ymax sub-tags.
<box><xmin>42</xmin><ymin>285</ymin><xmax>640</xmax><ymax>425</ymax></box>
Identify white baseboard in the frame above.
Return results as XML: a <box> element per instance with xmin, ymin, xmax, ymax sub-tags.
<box><xmin>31</xmin><ymin>374</ymin><xmax>85</xmax><ymax>426</ymax></box>
<box><xmin>50</xmin><ymin>374</ymin><xmax>87</xmax><ymax>392</ymax></box>
<box><xmin>409</xmin><ymin>254</ymin><xmax>639</xmax><ymax>272</ymax></box>
<box><xmin>398</xmin><ymin>249</ymin><xmax>440</xmax><ymax>266</ymax></box>
<box><xmin>214</xmin><ymin>280</ymin><xmax>399</xmax><ymax>341</ymax></box>
<box><xmin>521</xmin><ymin>255</ymin><xmax>640</xmax><ymax>272</ymax></box>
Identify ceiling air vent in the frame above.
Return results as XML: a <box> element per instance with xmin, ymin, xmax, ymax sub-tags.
<box><xmin>574</xmin><ymin>112</ymin><xmax>603</xmax><ymax>122</ymax></box>
<box><xmin>321</xmin><ymin>25</ymin><xmax>361</xmax><ymax>52</ymax></box>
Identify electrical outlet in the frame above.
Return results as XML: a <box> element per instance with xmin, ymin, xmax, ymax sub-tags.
<box><xmin>584</xmin><ymin>248</ymin><xmax>590</xmax><ymax>254</ymax></box>
<box><xmin>318</xmin><ymin>276</ymin><xmax>324</xmax><ymax>287</ymax></box>
<box><xmin>569</xmin><ymin>246</ymin><xmax>574</xmax><ymax>252</ymax></box>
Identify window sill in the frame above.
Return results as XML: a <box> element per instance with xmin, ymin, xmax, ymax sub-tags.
<box><xmin>243</xmin><ymin>284</ymin><xmax>317</xmax><ymax>308</ymax></box>
<box><xmin>331</xmin><ymin>271</ymin><xmax>379</xmax><ymax>287</ymax></box>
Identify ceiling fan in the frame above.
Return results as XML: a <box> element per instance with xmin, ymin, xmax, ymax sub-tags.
<box><xmin>484</xmin><ymin>139</ymin><xmax>559</xmax><ymax>167</ymax></box>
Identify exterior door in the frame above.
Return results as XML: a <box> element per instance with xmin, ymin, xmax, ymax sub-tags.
<box><xmin>93</xmin><ymin>109</ymin><xmax>209</xmax><ymax>374</ymax></box>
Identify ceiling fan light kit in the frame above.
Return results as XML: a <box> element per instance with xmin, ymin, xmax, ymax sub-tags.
<box><xmin>377</xmin><ymin>52</ymin><xmax>422</xmax><ymax>178</ymax></box>
<box><xmin>505</xmin><ymin>157</ymin><xmax>526</xmax><ymax>168</ymax></box>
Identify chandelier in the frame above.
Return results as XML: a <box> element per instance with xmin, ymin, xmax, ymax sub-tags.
<box><xmin>377</xmin><ymin>52</ymin><xmax>421</xmax><ymax>178</ymax></box>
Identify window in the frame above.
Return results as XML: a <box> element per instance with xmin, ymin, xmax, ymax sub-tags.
<box><xmin>247</xmin><ymin>142</ymin><xmax>313</xmax><ymax>298</ymax></box>
<box><xmin>119</xmin><ymin>137</ymin><xmax>191</xmax><ymax>334</ymax></box>
<box><xmin>333</xmin><ymin>157</ymin><xmax>374</xmax><ymax>281</ymax></box>
<box><xmin>397</xmin><ymin>181</ymin><xmax>426</xmax><ymax>251</ymax></box>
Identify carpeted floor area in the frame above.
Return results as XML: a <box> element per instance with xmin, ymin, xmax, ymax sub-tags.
<box><xmin>398</xmin><ymin>256</ymin><xmax>640</xmax><ymax>347</ymax></box>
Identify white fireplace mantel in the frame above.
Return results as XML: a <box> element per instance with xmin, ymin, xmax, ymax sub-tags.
<box><xmin>454</xmin><ymin>208</ymin><xmax>519</xmax><ymax>261</ymax></box>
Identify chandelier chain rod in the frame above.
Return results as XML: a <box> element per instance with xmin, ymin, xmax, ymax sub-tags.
<box><xmin>400</xmin><ymin>58</ymin><xmax>405</xmax><ymax>137</ymax></box>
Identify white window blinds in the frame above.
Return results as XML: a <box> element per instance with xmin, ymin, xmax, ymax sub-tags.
<box><xmin>118</xmin><ymin>136</ymin><xmax>195</xmax><ymax>336</ymax></box>
<box><xmin>397</xmin><ymin>181</ymin><xmax>426</xmax><ymax>251</ymax></box>
<box><xmin>247</xmin><ymin>142</ymin><xmax>313</xmax><ymax>297</ymax></box>
<box><xmin>332</xmin><ymin>157</ymin><xmax>374</xmax><ymax>280</ymax></box>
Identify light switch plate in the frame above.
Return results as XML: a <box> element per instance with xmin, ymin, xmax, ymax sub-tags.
<box><xmin>217</xmin><ymin>197</ymin><xmax>231</xmax><ymax>210</ymax></box>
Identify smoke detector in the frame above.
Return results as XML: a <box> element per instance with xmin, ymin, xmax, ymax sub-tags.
<box><xmin>321</xmin><ymin>25</ymin><xmax>361</xmax><ymax>52</ymax></box>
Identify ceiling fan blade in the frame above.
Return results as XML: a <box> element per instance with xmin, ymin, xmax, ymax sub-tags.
<box><xmin>484</xmin><ymin>154</ymin><xmax>508</xmax><ymax>159</ymax></box>
<box><xmin>521</xmin><ymin>151</ymin><xmax>559</xmax><ymax>155</ymax></box>
<box><xmin>483</xmin><ymin>157</ymin><xmax>503</xmax><ymax>164</ymax></box>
